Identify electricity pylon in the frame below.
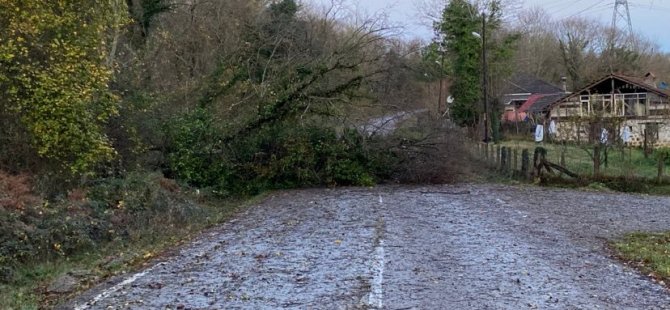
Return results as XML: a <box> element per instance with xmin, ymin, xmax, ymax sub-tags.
<box><xmin>610</xmin><ymin>0</ymin><xmax>633</xmax><ymax>46</ymax></box>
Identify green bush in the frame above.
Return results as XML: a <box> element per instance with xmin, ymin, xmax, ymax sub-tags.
<box><xmin>655</xmin><ymin>147</ymin><xmax>670</xmax><ymax>165</ymax></box>
<box><xmin>224</xmin><ymin>125</ymin><xmax>382</xmax><ymax>194</ymax></box>
<box><xmin>165</xmin><ymin>111</ymin><xmax>387</xmax><ymax>196</ymax></box>
<box><xmin>165</xmin><ymin>108</ymin><xmax>226</xmax><ymax>188</ymax></box>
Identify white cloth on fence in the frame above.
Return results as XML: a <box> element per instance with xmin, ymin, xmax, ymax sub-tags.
<box><xmin>621</xmin><ymin>126</ymin><xmax>632</xmax><ymax>143</ymax></box>
<box><xmin>535</xmin><ymin>125</ymin><xmax>544</xmax><ymax>142</ymax></box>
<box><xmin>549</xmin><ymin>120</ymin><xmax>558</xmax><ymax>135</ymax></box>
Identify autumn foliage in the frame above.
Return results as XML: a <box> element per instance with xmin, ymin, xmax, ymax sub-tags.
<box><xmin>0</xmin><ymin>1</ymin><xmax>125</xmax><ymax>174</ymax></box>
<box><xmin>0</xmin><ymin>171</ymin><xmax>39</xmax><ymax>210</ymax></box>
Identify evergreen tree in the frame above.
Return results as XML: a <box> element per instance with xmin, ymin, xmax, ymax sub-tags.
<box><xmin>435</xmin><ymin>0</ymin><xmax>517</xmax><ymax>132</ymax></box>
<box><xmin>437</xmin><ymin>0</ymin><xmax>482</xmax><ymax>127</ymax></box>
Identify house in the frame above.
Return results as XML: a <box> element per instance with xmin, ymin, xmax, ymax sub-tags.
<box><xmin>543</xmin><ymin>73</ymin><xmax>670</xmax><ymax>146</ymax></box>
<box><xmin>501</xmin><ymin>73</ymin><xmax>566</xmax><ymax>122</ymax></box>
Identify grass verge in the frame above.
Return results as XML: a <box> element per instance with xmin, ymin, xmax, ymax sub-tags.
<box><xmin>0</xmin><ymin>172</ymin><xmax>261</xmax><ymax>309</ymax></box>
<box><xmin>489</xmin><ymin>139</ymin><xmax>670</xmax><ymax>196</ymax></box>
<box><xmin>612</xmin><ymin>231</ymin><xmax>670</xmax><ymax>287</ymax></box>
<box><xmin>500</xmin><ymin>140</ymin><xmax>662</xmax><ymax>179</ymax></box>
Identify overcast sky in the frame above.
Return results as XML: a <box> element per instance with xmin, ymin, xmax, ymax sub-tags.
<box><xmin>305</xmin><ymin>0</ymin><xmax>670</xmax><ymax>52</ymax></box>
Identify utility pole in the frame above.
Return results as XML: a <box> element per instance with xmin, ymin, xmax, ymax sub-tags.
<box><xmin>437</xmin><ymin>43</ymin><xmax>446</xmax><ymax>115</ymax></box>
<box><xmin>482</xmin><ymin>13</ymin><xmax>489</xmax><ymax>143</ymax></box>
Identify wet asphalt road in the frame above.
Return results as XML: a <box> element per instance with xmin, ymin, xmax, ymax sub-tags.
<box><xmin>69</xmin><ymin>184</ymin><xmax>670</xmax><ymax>309</ymax></box>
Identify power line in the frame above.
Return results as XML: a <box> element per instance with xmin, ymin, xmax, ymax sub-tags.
<box><xmin>630</xmin><ymin>2</ymin><xmax>670</xmax><ymax>12</ymax></box>
<box><xmin>551</xmin><ymin>0</ymin><xmax>588</xmax><ymax>14</ymax></box>
<box><xmin>563</xmin><ymin>0</ymin><xmax>610</xmax><ymax>19</ymax></box>
<box><xmin>544</xmin><ymin>0</ymin><xmax>584</xmax><ymax>12</ymax></box>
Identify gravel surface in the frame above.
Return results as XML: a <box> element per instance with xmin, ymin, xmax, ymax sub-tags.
<box><xmin>67</xmin><ymin>184</ymin><xmax>670</xmax><ymax>309</ymax></box>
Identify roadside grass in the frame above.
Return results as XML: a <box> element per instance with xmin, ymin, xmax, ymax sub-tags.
<box><xmin>500</xmin><ymin>140</ymin><xmax>660</xmax><ymax>179</ymax></box>
<box><xmin>0</xmin><ymin>173</ymin><xmax>260</xmax><ymax>310</ymax></box>
<box><xmin>483</xmin><ymin>139</ymin><xmax>670</xmax><ymax>196</ymax></box>
<box><xmin>612</xmin><ymin>232</ymin><xmax>670</xmax><ymax>286</ymax></box>
<box><xmin>1</xmin><ymin>200</ymin><xmax>248</xmax><ymax>309</ymax></box>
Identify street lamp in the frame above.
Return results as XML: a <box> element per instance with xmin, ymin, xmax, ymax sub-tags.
<box><xmin>472</xmin><ymin>14</ymin><xmax>489</xmax><ymax>143</ymax></box>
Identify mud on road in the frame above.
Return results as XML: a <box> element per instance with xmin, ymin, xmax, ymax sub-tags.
<box><xmin>67</xmin><ymin>184</ymin><xmax>670</xmax><ymax>309</ymax></box>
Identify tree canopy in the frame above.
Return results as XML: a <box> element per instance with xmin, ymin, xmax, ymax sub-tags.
<box><xmin>0</xmin><ymin>0</ymin><xmax>127</xmax><ymax>174</ymax></box>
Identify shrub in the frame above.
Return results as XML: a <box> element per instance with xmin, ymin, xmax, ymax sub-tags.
<box><xmin>165</xmin><ymin>112</ymin><xmax>387</xmax><ymax>196</ymax></box>
<box><xmin>380</xmin><ymin>117</ymin><xmax>476</xmax><ymax>184</ymax></box>
<box><xmin>0</xmin><ymin>172</ymin><xmax>200</xmax><ymax>283</ymax></box>
<box><xmin>655</xmin><ymin>147</ymin><xmax>670</xmax><ymax>164</ymax></box>
<box><xmin>165</xmin><ymin>108</ymin><xmax>225</xmax><ymax>188</ymax></box>
<box><xmin>0</xmin><ymin>171</ymin><xmax>40</xmax><ymax>210</ymax></box>
<box><xmin>223</xmin><ymin>125</ymin><xmax>383</xmax><ymax>194</ymax></box>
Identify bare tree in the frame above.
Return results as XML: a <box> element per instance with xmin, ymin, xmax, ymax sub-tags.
<box><xmin>555</xmin><ymin>17</ymin><xmax>603</xmax><ymax>90</ymax></box>
<box><xmin>512</xmin><ymin>7</ymin><xmax>564</xmax><ymax>82</ymax></box>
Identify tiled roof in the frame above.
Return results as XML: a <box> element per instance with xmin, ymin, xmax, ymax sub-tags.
<box><xmin>543</xmin><ymin>73</ymin><xmax>670</xmax><ymax>113</ymax></box>
<box><xmin>528</xmin><ymin>93</ymin><xmax>569</xmax><ymax>113</ymax></box>
<box><xmin>504</xmin><ymin>73</ymin><xmax>563</xmax><ymax>95</ymax></box>
<box><xmin>614</xmin><ymin>74</ymin><xmax>670</xmax><ymax>97</ymax></box>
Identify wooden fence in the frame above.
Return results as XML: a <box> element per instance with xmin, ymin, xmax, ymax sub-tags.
<box><xmin>468</xmin><ymin>142</ymin><xmax>669</xmax><ymax>183</ymax></box>
<box><xmin>470</xmin><ymin>142</ymin><xmax>601</xmax><ymax>181</ymax></box>
<box><xmin>470</xmin><ymin>142</ymin><xmax>534</xmax><ymax>180</ymax></box>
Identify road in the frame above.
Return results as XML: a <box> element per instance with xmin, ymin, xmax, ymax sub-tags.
<box><xmin>68</xmin><ymin>184</ymin><xmax>670</xmax><ymax>309</ymax></box>
<box><xmin>359</xmin><ymin>109</ymin><xmax>428</xmax><ymax>137</ymax></box>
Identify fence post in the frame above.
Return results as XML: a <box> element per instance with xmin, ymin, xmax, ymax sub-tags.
<box><xmin>501</xmin><ymin>147</ymin><xmax>508</xmax><ymax>172</ymax></box>
<box><xmin>560</xmin><ymin>150</ymin><xmax>566</xmax><ymax>167</ymax></box>
<box><xmin>496</xmin><ymin>145</ymin><xmax>502</xmax><ymax>167</ymax></box>
<box><xmin>506</xmin><ymin>147</ymin><xmax>512</xmax><ymax>174</ymax></box>
<box><xmin>484</xmin><ymin>143</ymin><xmax>489</xmax><ymax>160</ymax></box>
<box><xmin>521</xmin><ymin>149</ymin><xmax>531</xmax><ymax>180</ymax></box>
<box><xmin>513</xmin><ymin>149</ymin><xmax>519</xmax><ymax>173</ymax></box>
<box><xmin>533</xmin><ymin>147</ymin><xmax>548</xmax><ymax>179</ymax></box>
<box><xmin>490</xmin><ymin>144</ymin><xmax>495</xmax><ymax>164</ymax></box>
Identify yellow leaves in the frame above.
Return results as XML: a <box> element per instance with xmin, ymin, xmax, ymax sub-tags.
<box><xmin>0</xmin><ymin>50</ymin><xmax>16</xmax><ymax>62</ymax></box>
<box><xmin>0</xmin><ymin>1</ymin><xmax>127</xmax><ymax>175</ymax></box>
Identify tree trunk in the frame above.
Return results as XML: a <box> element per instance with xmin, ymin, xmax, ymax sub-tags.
<box><xmin>644</xmin><ymin>129</ymin><xmax>649</xmax><ymax>159</ymax></box>
<box><xmin>593</xmin><ymin>144</ymin><xmax>601</xmax><ymax>177</ymax></box>
<box><xmin>560</xmin><ymin>148</ymin><xmax>566</xmax><ymax>167</ymax></box>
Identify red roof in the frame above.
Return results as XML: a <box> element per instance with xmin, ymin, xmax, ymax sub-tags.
<box><xmin>518</xmin><ymin>94</ymin><xmax>546</xmax><ymax>113</ymax></box>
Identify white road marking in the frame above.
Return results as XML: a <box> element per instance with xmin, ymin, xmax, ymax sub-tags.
<box><xmin>370</xmin><ymin>194</ymin><xmax>384</xmax><ymax>308</ymax></box>
<box><xmin>74</xmin><ymin>263</ymin><xmax>162</xmax><ymax>310</ymax></box>
<box><xmin>369</xmin><ymin>239</ymin><xmax>385</xmax><ymax>309</ymax></box>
